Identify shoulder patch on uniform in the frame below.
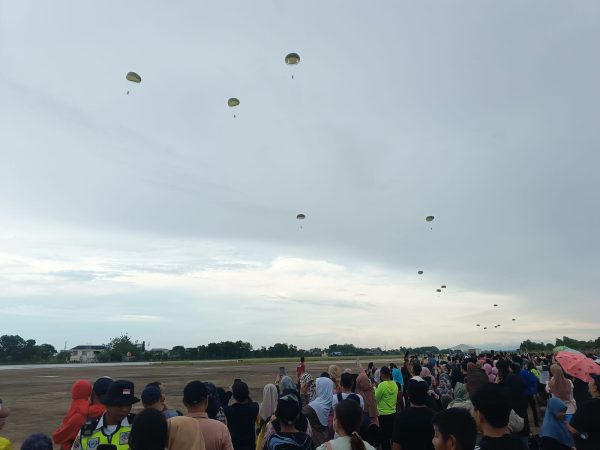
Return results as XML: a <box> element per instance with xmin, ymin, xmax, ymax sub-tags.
<box><xmin>87</xmin><ymin>437</ymin><xmax>100</xmax><ymax>448</ymax></box>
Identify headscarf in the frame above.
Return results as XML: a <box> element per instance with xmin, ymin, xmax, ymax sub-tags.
<box><xmin>308</xmin><ymin>377</ymin><xmax>333</xmax><ymax>426</ymax></box>
<box><xmin>548</xmin><ymin>364</ymin><xmax>571</xmax><ymax>401</ymax></box>
<box><xmin>280</xmin><ymin>376</ymin><xmax>296</xmax><ymax>393</ymax></box>
<box><xmin>328</xmin><ymin>365</ymin><xmax>341</xmax><ymax>391</ymax></box>
<box><xmin>168</xmin><ymin>416</ymin><xmax>205</xmax><ymax>450</ymax></box>
<box><xmin>420</xmin><ymin>367</ymin><xmax>432</xmax><ymax>378</ymax></box>
<box><xmin>355</xmin><ymin>369</ymin><xmax>378</xmax><ymax>426</ymax></box>
<box><xmin>437</xmin><ymin>372</ymin><xmax>453</xmax><ymax>399</ymax></box>
<box><xmin>454</xmin><ymin>382</ymin><xmax>468</xmax><ymax>402</ymax></box>
<box><xmin>259</xmin><ymin>384</ymin><xmax>279</xmax><ymax>422</ymax></box>
<box><xmin>540</xmin><ymin>398</ymin><xmax>574</xmax><ymax>447</ymax></box>
<box><xmin>483</xmin><ymin>364</ymin><xmax>496</xmax><ymax>383</ymax></box>
<box><xmin>299</xmin><ymin>372</ymin><xmax>316</xmax><ymax>407</ymax></box>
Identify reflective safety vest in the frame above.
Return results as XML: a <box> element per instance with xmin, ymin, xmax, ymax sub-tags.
<box><xmin>77</xmin><ymin>414</ymin><xmax>135</xmax><ymax>450</ymax></box>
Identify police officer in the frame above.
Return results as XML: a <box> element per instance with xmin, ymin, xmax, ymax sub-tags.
<box><xmin>71</xmin><ymin>380</ymin><xmax>139</xmax><ymax>450</ymax></box>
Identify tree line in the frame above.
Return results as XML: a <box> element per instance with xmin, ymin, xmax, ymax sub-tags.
<box><xmin>1</xmin><ymin>333</ymin><xmax>598</xmax><ymax>364</ymax></box>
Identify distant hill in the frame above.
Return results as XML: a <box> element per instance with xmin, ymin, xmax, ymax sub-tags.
<box><xmin>450</xmin><ymin>344</ymin><xmax>477</xmax><ymax>352</ymax></box>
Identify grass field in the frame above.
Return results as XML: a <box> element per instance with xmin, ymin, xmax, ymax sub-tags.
<box><xmin>0</xmin><ymin>357</ymin><xmax>383</xmax><ymax>447</ymax></box>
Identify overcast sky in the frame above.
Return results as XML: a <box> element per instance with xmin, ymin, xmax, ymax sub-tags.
<box><xmin>0</xmin><ymin>1</ymin><xmax>598</xmax><ymax>351</ymax></box>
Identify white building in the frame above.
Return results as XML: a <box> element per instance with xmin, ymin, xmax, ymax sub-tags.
<box><xmin>70</xmin><ymin>345</ymin><xmax>106</xmax><ymax>363</ymax></box>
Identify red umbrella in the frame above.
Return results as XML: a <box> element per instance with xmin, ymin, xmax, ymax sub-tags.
<box><xmin>555</xmin><ymin>351</ymin><xmax>600</xmax><ymax>382</ymax></box>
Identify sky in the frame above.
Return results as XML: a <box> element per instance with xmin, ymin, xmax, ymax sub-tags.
<box><xmin>0</xmin><ymin>1</ymin><xmax>599</xmax><ymax>351</ymax></box>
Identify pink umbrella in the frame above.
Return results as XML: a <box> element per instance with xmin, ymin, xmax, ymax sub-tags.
<box><xmin>555</xmin><ymin>351</ymin><xmax>600</xmax><ymax>382</ymax></box>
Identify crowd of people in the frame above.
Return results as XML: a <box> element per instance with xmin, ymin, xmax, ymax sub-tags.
<box><xmin>1</xmin><ymin>352</ymin><xmax>599</xmax><ymax>450</ymax></box>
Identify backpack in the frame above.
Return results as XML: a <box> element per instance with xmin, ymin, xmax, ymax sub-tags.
<box><xmin>336</xmin><ymin>394</ymin><xmax>379</xmax><ymax>446</ymax></box>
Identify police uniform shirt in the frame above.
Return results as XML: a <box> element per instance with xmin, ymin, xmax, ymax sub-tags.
<box><xmin>71</xmin><ymin>414</ymin><xmax>134</xmax><ymax>450</ymax></box>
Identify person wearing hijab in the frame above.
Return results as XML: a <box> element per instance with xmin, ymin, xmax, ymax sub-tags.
<box><xmin>299</xmin><ymin>373</ymin><xmax>317</xmax><ymax>408</ymax></box>
<box><xmin>52</xmin><ymin>380</ymin><xmax>105</xmax><ymax>450</ymax></box>
<box><xmin>540</xmin><ymin>398</ymin><xmax>574</xmax><ymax>450</ymax></box>
<box><xmin>355</xmin><ymin>367</ymin><xmax>379</xmax><ymax>427</ymax></box>
<box><xmin>168</xmin><ymin>416</ymin><xmax>206</xmax><ymax>450</ymax></box>
<box><xmin>257</xmin><ymin>384</ymin><xmax>280</xmax><ymax>450</ymax></box>
<box><xmin>447</xmin><ymin>382</ymin><xmax>467</xmax><ymax>408</ymax></box>
<box><xmin>546</xmin><ymin>364</ymin><xmax>577</xmax><ymax>417</ymax></box>
<box><xmin>302</xmin><ymin>377</ymin><xmax>333</xmax><ymax>447</ymax></box>
<box><xmin>280</xmin><ymin>376</ymin><xmax>298</xmax><ymax>395</ymax></box>
<box><xmin>328</xmin><ymin>365</ymin><xmax>342</xmax><ymax>393</ymax></box>
<box><xmin>483</xmin><ymin>364</ymin><xmax>495</xmax><ymax>383</ymax></box>
<box><xmin>436</xmin><ymin>366</ymin><xmax>453</xmax><ymax>409</ymax></box>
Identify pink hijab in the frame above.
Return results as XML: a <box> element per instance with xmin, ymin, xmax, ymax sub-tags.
<box><xmin>483</xmin><ymin>364</ymin><xmax>496</xmax><ymax>382</ymax></box>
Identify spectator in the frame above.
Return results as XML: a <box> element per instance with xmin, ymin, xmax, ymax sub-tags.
<box><xmin>70</xmin><ymin>379</ymin><xmax>139</xmax><ymax>450</ymax></box>
<box><xmin>21</xmin><ymin>434</ymin><xmax>53</xmax><ymax>450</ymax></box>
<box><xmin>471</xmin><ymin>383</ymin><xmax>525</xmax><ymax>450</ymax></box>
<box><xmin>53</xmin><ymin>380</ymin><xmax>103</xmax><ymax>450</ymax></box>
<box><xmin>316</xmin><ymin>399</ymin><xmax>375</xmax><ymax>450</ymax></box>
<box><xmin>168</xmin><ymin>416</ymin><xmax>206</xmax><ymax>450</ymax></box>
<box><xmin>546</xmin><ymin>364</ymin><xmax>577</xmax><ymax>419</ymax></box>
<box><xmin>302</xmin><ymin>377</ymin><xmax>333</xmax><ymax>447</ymax></box>
<box><xmin>376</xmin><ymin>367</ymin><xmax>398</xmax><ymax>450</ymax></box>
<box><xmin>223</xmin><ymin>381</ymin><xmax>259</xmax><ymax>450</ymax></box>
<box><xmin>257</xmin><ymin>384</ymin><xmax>279</xmax><ymax>450</ymax></box>
<box><xmin>328</xmin><ymin>366</ymin><xmax>342</xmax><ymax>393</ymax></box>
<box><xmin>183</xmin><ymin>381</ymin><xmax>233</xmax><ymax>450</ymax></box>
<box><xmin>520</xmin><ymin>361</ymin><xmax>539</xmax><ymax>427</ymax></box>
<box><xmin>431</xmin><ymin>408</ymin><xmax>476</xmax><ymax>450</ymax></box>
<box><xmin>333</xmin><ymin>373</ymin><xmax>365</xmax><ymax>410</ymax></box>
<box><xmin>205</xmin><ymin>382</ymin><xmax>228</xmax><ymax>424</ymax></box>
<box><xmin>568</xmin><ymin>373</ymin><xmax>600</xmax><ymax>450</ymax></box>
<box><xmin>146</xmin><ymin>381</ymin><xmax>182</xmax><ymax>419</ymax></box>
<box><xmin>129</xmin><ymin>408</ymin><xmax>168</xmax><ymax>450</ymax></box>
<box><xmin>141</xmin><ymin>385</ymin><xmax>164</xmax><ymax>411</ymax></box>
<box><xmin>297</xmin><ymin>357</ymin><xmax>306</xmax><ymax>382</ymax></box>
<box><xmin>539</xmin><ymin>398</ymin><xmax>573</xmax><ymax>450</ymax></box>
<box><xmin>300</xmin><ymin>373</ymin><xmax>317</xmax><ymax>408</ymax></box>
<box><xmin>263</xmin><ymin>394</ymin><xmax>313</xmax><ymax>450</ymax></box>
<box><xmin>392</xmin><ymin>377</ymin><xmax>435</xmax><ymax>450</ymax></box>
<box><xmin>355</xmin><ymin>367</ymin><xmax>379</xmax><ymax>427</ymax></box>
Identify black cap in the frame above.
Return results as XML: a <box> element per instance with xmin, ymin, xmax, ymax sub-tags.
<box><xmin>141</xmin><ymin>385</ymin><xmax>162</xmax><ymax>405</ymax></box>
<box><xmin>183</xmin><ymin>381</ymin><xmax>208</xmax><ymax>405</ymax></box>
<box><xmin>102</xmin><ymin>380</ymin><xmax>140</xmax><ymax>406</ymax></box>
<box><xmin>93</xmin><ymin>377</ymin><xmax>113</xmax><ymax>396</ymax></box>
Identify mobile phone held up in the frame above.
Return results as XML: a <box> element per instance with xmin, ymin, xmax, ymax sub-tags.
<box><xmin>279</xmin><ymin>367</ymin><xmax>286</xmax><ymax>376</ymax></box>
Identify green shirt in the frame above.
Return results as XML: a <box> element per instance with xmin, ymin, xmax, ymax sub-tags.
<box><xmin>375</xmin><ymin>380</ymin><xmax>398</xmax><ymax>415</ymax></box>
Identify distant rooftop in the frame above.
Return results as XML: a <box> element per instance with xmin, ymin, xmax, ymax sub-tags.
<box><xmin>71</xmin><ymin>345</ymin><xmax>106</xmax><ymax>350</ymax></box>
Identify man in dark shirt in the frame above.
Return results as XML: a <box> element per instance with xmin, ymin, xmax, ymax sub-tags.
<box><xmin>392</xmin><ymin>377</ymin><xmax>435</xmax><ymax>450</ymax></box>
<box><xmin>432</xmin><ymin>408</ymin><xmax>476</xmax><ymax>450</ymax></box>
<box><xmin>471</xmin><ymin>383</ymin><xmax>525</xmax><ymax>450</ymax></box>
<box><xmin>223</xmin><ymin>381</ymin><xmax>259</xmax><ymax>450</ymax></box>
<box><xmin>568</xmin><ymin>374</ymin><xmax>600</xmax><ymax>450</ymax></box>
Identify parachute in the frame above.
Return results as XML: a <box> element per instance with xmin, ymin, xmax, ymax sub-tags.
<box><xmin>512</xmin><ymin>318</ymin><xmax>516</xmax><ymax>321</ymax></box>
<box><xmin>476</xmin><ymin>324</ymin><xmax>480</xmax><ymax>326</ymax></box>
<box><xmin>436</xmin><ymin>289</ymin><xmax>441</xmax><ymax>293</ymax></box>
<box><xmin>296</xmin><ymin>213</ymin><xmax>305</xmax><ymax>220</ymax></box>
<box><xmin>417</xmin><ymin>270</ymin><xmax>423</xmax><ymax>275</ymax></box>
<box><xmin>285</xmin><ymin>53</ymin><xmax>300</xmax><ymax>79</ymax></box>
<box><xmin>441</xmin><ymin>285</ymin><xmax>446</xmax><ymax>289</ymax></box>
<box><xmin>493</xmin><ymin>304</ymin><xmax>498</xmax><ymax>307</ymax></box>
<box><xmin>228</xmin><ymin>98</ymin><xmax>240</xmax><ymax>117</ymax></box>
<box><xmin>426</xmin><ymin>216</ymin><xmax>435</xmax><ymax>222</ymax></box>
<box><xmin>126</xmin><ymin>72</ymin><xmax>141</xmax><ymax>95</ymax></box>
<box><xmin>285</xmin><ymin>53</ymin><xmax>300</xmax><ymax>65</ymax></box>
<box><xmin>126</xmin><ymin>72</ymin><xmax>141</xmax><ymax>83</ymax></box>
